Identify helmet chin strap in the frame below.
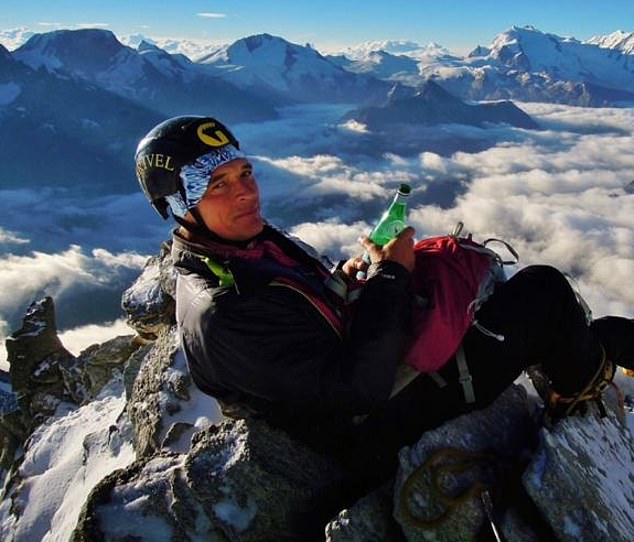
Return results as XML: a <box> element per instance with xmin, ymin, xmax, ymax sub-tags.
<box><xmin>169</xmin><ymin>196</ymin><xmax>261</xmax><ymax>246</ymax></box>
<box><xmin>172</xmin><ymin>206</ymin><xmax>227</xmax><ymax>244</ymax></box>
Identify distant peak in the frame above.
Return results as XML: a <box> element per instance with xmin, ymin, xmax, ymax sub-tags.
<box><xmin>509</xmin><ymin>24</ymin><xmax>539</xmax><ymax>33</ymax></box>
<box><xmin>241</xmin><ymin>33</ymin><xmax>279</xmax><ymax>52</ymax></box>
<box><xmin>21</xmin><ymin>27</ymin><xmax>122</xmax><ymax>51</ymax></box>
<box><xmin>138</xmin><ymin>40</ymin><xmax>161</xmax><ymax>53</ymax></box>
<box><xmin>414</xmin><ymin>78</ymin><xmax>456</xmax><ymax>102</ymax></box>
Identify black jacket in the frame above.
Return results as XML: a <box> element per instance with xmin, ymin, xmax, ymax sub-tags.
<box><xmin>172</xmin><ymin>225</ymin><xmax>413</xmax><ymax>434</ymax></box>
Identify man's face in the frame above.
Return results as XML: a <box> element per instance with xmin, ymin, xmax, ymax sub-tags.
<box><xmin>194</xmin><ymin>158</ymin><xmax>264</xmax><ymax>241</ymax></box>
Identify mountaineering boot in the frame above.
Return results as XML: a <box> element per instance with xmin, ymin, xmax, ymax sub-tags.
<box><xmin>590</xmin><ymin>316</ymin><xmax>634</xmax><ymax>374</ymax></box>
<box><xmin>545</xmin><ymin>345</ymin><xmax>617</xmax><ymax>423</ymax></box>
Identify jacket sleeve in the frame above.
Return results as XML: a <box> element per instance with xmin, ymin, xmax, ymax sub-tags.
<box><xmin>180</xmin><ymin>260</ymin><xmax>413</xmax><ymax>416</ymax></box>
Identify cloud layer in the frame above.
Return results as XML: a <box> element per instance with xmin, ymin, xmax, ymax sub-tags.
<box><xmin>1</xmin><ymin>102</ymin><xmax>633</xmax><ymax>368</ymax></box>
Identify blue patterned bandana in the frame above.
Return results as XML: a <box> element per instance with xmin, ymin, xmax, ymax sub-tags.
<box><xmin>165</xmin><ymin>145</ymin><xmax>245</xmax><ymax>218</ymax></box>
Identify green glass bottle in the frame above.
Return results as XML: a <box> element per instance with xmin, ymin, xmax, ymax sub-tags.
<box><xmin>368</xmin><ymin>183</ymin><xmax>411</xmax><ymax>245</ymax></box>
<box><xmin>357</xmin><ymin>183</ymin><xmax>411</xmax><ymax>279</ymax></box>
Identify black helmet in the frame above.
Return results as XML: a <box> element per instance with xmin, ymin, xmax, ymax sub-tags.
<box><xmin>135</xmin><ymin>115</ymin><xmax>240</xmax><ymax>219</ymax></box>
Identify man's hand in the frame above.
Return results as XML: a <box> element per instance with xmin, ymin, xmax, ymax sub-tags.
<box><xmin>341</xmin><ymin>255</ymin><xmax>369</xmax><ymax>278</ymax></box>
<box><xmin>359</xmin><ymin>226</ymin><xmax>416</xmax><ymax>273</ymax></box>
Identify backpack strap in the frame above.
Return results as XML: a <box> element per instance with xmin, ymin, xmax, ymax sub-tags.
<box><xmin>482</xmin><ymin>238</ymin><xmax>520</xmax><ymax>265</ymax></box>
<box><xmin>457</xmin><ymin>345</ymin><xmax>476</xmax><ymax>404</ymax></box>
<box><xmin>428</xmin><ymin>371</ymin><xmax>448</xmax><ymax>388</ymax></box>
<box><xmin>424</xmin><ymin>332</ymin><xmax>477</xmax><ymax>406</ymax></box>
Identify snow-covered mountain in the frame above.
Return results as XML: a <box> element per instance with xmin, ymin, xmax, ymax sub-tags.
<box><xmin>485</xmin><ymin>25</ymin><xmax>634</xmax><ymax>87</ymax></box>
<box><xmin>0</xmin><ymin>42</ymin><xmax>163</xmax><ymax>192</ymax></box>
<box><xmin>347</xmin><ymin>79</ymin><xmax>539</xmax><ymax>130</ymax></box>
<box><xmin>321</xmin><ymin>27</ymin><xmax>634</xmax><ymax>106</ymax></box>
<box><xmin>334</xmin><ymin>39</ymin><xmax>457</xmax><ymax>61</ymax></box>
<box><xmin>120</xmin><ymin>33</ymin><xmax>228</xmax><ymax>62</ymax></box>
<box><xmin>197</xmin><ymin>33</ymin><xmax>391</xmax><ymax>104</ymax></box>
<box><xmin>327</xmin><ymin>40</ymin><xmax>459</xmax><ymax>87</ymax></box>
<box><xmin>586</xmin><ymin>30</ymin><xmax>634</xmax><ymax>55</ymax></box>
<box><xmin>13</xmin><ymin>29</ymin><xmax>279</xmax><ymax>122</ymax></box>
<box><xmin>327</xmin><ymin>49</ymin><xmax>421</xmax><ymax>85</ymax></box>
<box><xmin>421</xmin><ymin>26</ymin><xmax>634</xmax><ymax>106</ymax></box>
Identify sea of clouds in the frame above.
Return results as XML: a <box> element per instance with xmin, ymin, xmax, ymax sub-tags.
<box><xmin>1</xmin><ymin>102</ymin><xmax>633</xmax><ymax>369</ymax></box>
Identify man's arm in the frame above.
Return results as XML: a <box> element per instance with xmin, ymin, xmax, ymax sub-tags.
<box><xmin>181</xmin><ymin>228</ymin><xmax>416</xmax><ymax>416</ymax></box>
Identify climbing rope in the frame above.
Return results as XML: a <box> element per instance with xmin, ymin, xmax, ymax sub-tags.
<box><xmin>399</xmin><ymin>447</ymin><xmax>505</xmax><ymax>540</ymax></box>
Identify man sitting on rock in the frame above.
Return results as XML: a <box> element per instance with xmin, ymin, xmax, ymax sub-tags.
<box><xmin>134</xmin><ymin>115</ymin><xmax>633</xmax><ymax>494</ymax></box>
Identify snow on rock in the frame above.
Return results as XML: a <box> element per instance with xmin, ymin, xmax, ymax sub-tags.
<box><xmin>122</xmin><ymin>241</ymin><xmax>176</xmax><ymax>340</ymax></box>
<box><xmin>420</xmin><ymin>26</ymin><xmax>634</xmax><ymax>106</ymax></box>
<box><xmin>72</xmin><ymin>417</ymin><xmax>344</xmax><ymax>541</ymax></box>
<box><xmin>60</xmin><ymin>334</ymin><xmax>141</xmax><ymax>404</ymax></box>
<box><xmin>0</xmin><ymin>375</ymin><xmax>136</xmax><ymax>542</ymax></box>
<box><xmin>586</xmin><ymin>31</ymin><xmax>634</xmax><ymax>55</ymax></box>
<box><xmin>12</xmin><ymin>28</ymin><xmax>278</xmax><ymax>124</ymax></box>
<box><xmin>198</xmin><ymin>33</ymin><xmax>390</xmax><ymax>104</ymax></box>
<box><xmin>523</xmin><ymin>392</ymin><xmax>634</xmax><ymax>542</ymax></box>
<box><xmin>72</xmin><ymin>453</ymin><xmax>188</xmax><ymax>542</ymax></box>
<box><xmin>487</xmin><ymin>26</ymin><xmax>634</xmax><ymax>89</ymax></box>
<box><xmin>127</xmin><ymin>326</ymin><xmax>223</xmax><ymax>459</ymax></box>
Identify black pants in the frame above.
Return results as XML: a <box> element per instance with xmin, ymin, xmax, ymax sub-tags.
<box><xmin>342</xmin><ymin>264</ymin><xmax>604</xmax><ymax>493</ymax></box>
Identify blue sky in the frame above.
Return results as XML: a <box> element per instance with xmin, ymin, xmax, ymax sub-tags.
<box><xmin>2</xmin><ymin>0</ymin><xmax>633</xmax><ymax>53</ymax></box>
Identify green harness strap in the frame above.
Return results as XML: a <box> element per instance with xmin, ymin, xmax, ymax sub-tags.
<box><xmin>202</xmin><ymin>256</ymin><xmax>235</xmax><ymax>287</ymax></box>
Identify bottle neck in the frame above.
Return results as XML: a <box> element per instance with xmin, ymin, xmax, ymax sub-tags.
<box><xmin>387</xmin><ymin>193</ymin><xmax>409</xmax><ymax>217</ymax></box>
<box><xmin>392</xmin><ymin>192</ymin><xmax>409</xmax><ymax>206</ymax></box>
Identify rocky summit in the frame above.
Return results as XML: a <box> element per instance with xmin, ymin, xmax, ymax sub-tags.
<box><xmin>0</xmin><ymin>244</ymin><xmax>633</xmax><ymax>541</ymax></box>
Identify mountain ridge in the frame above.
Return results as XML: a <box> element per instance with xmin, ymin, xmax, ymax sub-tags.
<box><xmin>197</xmin><ymin>32</ymin><xmax>392</xmax><ymax>105</ymax></box>
<box><xmin>347</xmin><ymin>79</ymin><xmax>539</xmax><ymax>130</ymax></box>
<box><xmin>13</xmin><ymin>28</ymin><xmax>280</xmax><ymax>122</ymax></box>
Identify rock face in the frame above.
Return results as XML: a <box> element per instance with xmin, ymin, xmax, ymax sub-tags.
<box><xmin>121</xmin><ymin>241</ymin><xmax>177</xmax><ymax>339</ymax></box>
<box><xmin>5</xmin><ymin>297</ymin><xmax>75</xmax><ymax>424</ymax></box>
<box><xmin>523</xmin><ymin>395</ymin><xmax>634</xmax><ymax>542</ymax></box>
<box><xmin>393</xmin><ymin>385</ymin><xmax>542</xmax><ymax>542</ymax></box>
<box><xmin>72</xmin><ymin>418</ymin><xmax>344</xmax><ymax>542</ymax></box>
<box><xmin>127</xmin><ymin>326</ymin><xmax>223</xmax><ymax>458</ymax></box>
<box><xmin>325</xmin><ymin>485</ymin><xmax>402</xmax><ymax>542</ymax></box>
<box><xmin>61</xmin><ymin>334</ymin><xmax>141</xmax><ymax>404</ymax></box>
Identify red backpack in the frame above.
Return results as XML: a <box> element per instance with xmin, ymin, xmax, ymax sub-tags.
<box><xmin>405</xmin><ymin>223</ymin><xmax>518</xmax><ymax>373</ymax></box>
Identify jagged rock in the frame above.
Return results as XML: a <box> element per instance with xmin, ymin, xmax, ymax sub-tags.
<box><xmin>523</xmin><ymin>391</ymin><xmax>634</xmax><ymax>542</ymax></box>
<box><xmin>325</xmin><ymin>484</ymin><xmax>402</xmax><ymax>542</ymax></box>
<box><xmin>394</xmin><ymin>385</ymin><xmax>542</xmax><ymax>542</ymax></box>
<box><xmin>4</xmin><ymin>297</ymin><xmax>75</xmax><ymax>425</ymax></box>
<box><xmin>0</xmin><ymin>411</ymin><xmax>27</xmax><ymax>471</ymax></box>
<box><xmin>72</xmin><ymin>418</ymin><xmax>345</xmax><ymax>541</ymax></box>
<box><xmin>60</xmin><ymin>334</ymin><xmax>142</xmax><ymax>404</ymax></box>
<box><xmin>128</xmin><ymin>326</ymin><xmax>222</xmax><ymax>458</ymax></box>
<box><xmin>121</xmin><ymin>241</ymin><xmax>176</xmax><ymax>339</ymax></box>
<box><xmin>70</xmin><ymin>453</ymin><xmax>213</xmax><ymax>542</ymax></box>
<box><xmin>1</xmin><ymin>374</ymin><xmax>136</xmax><ymax>542</ymax></box>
